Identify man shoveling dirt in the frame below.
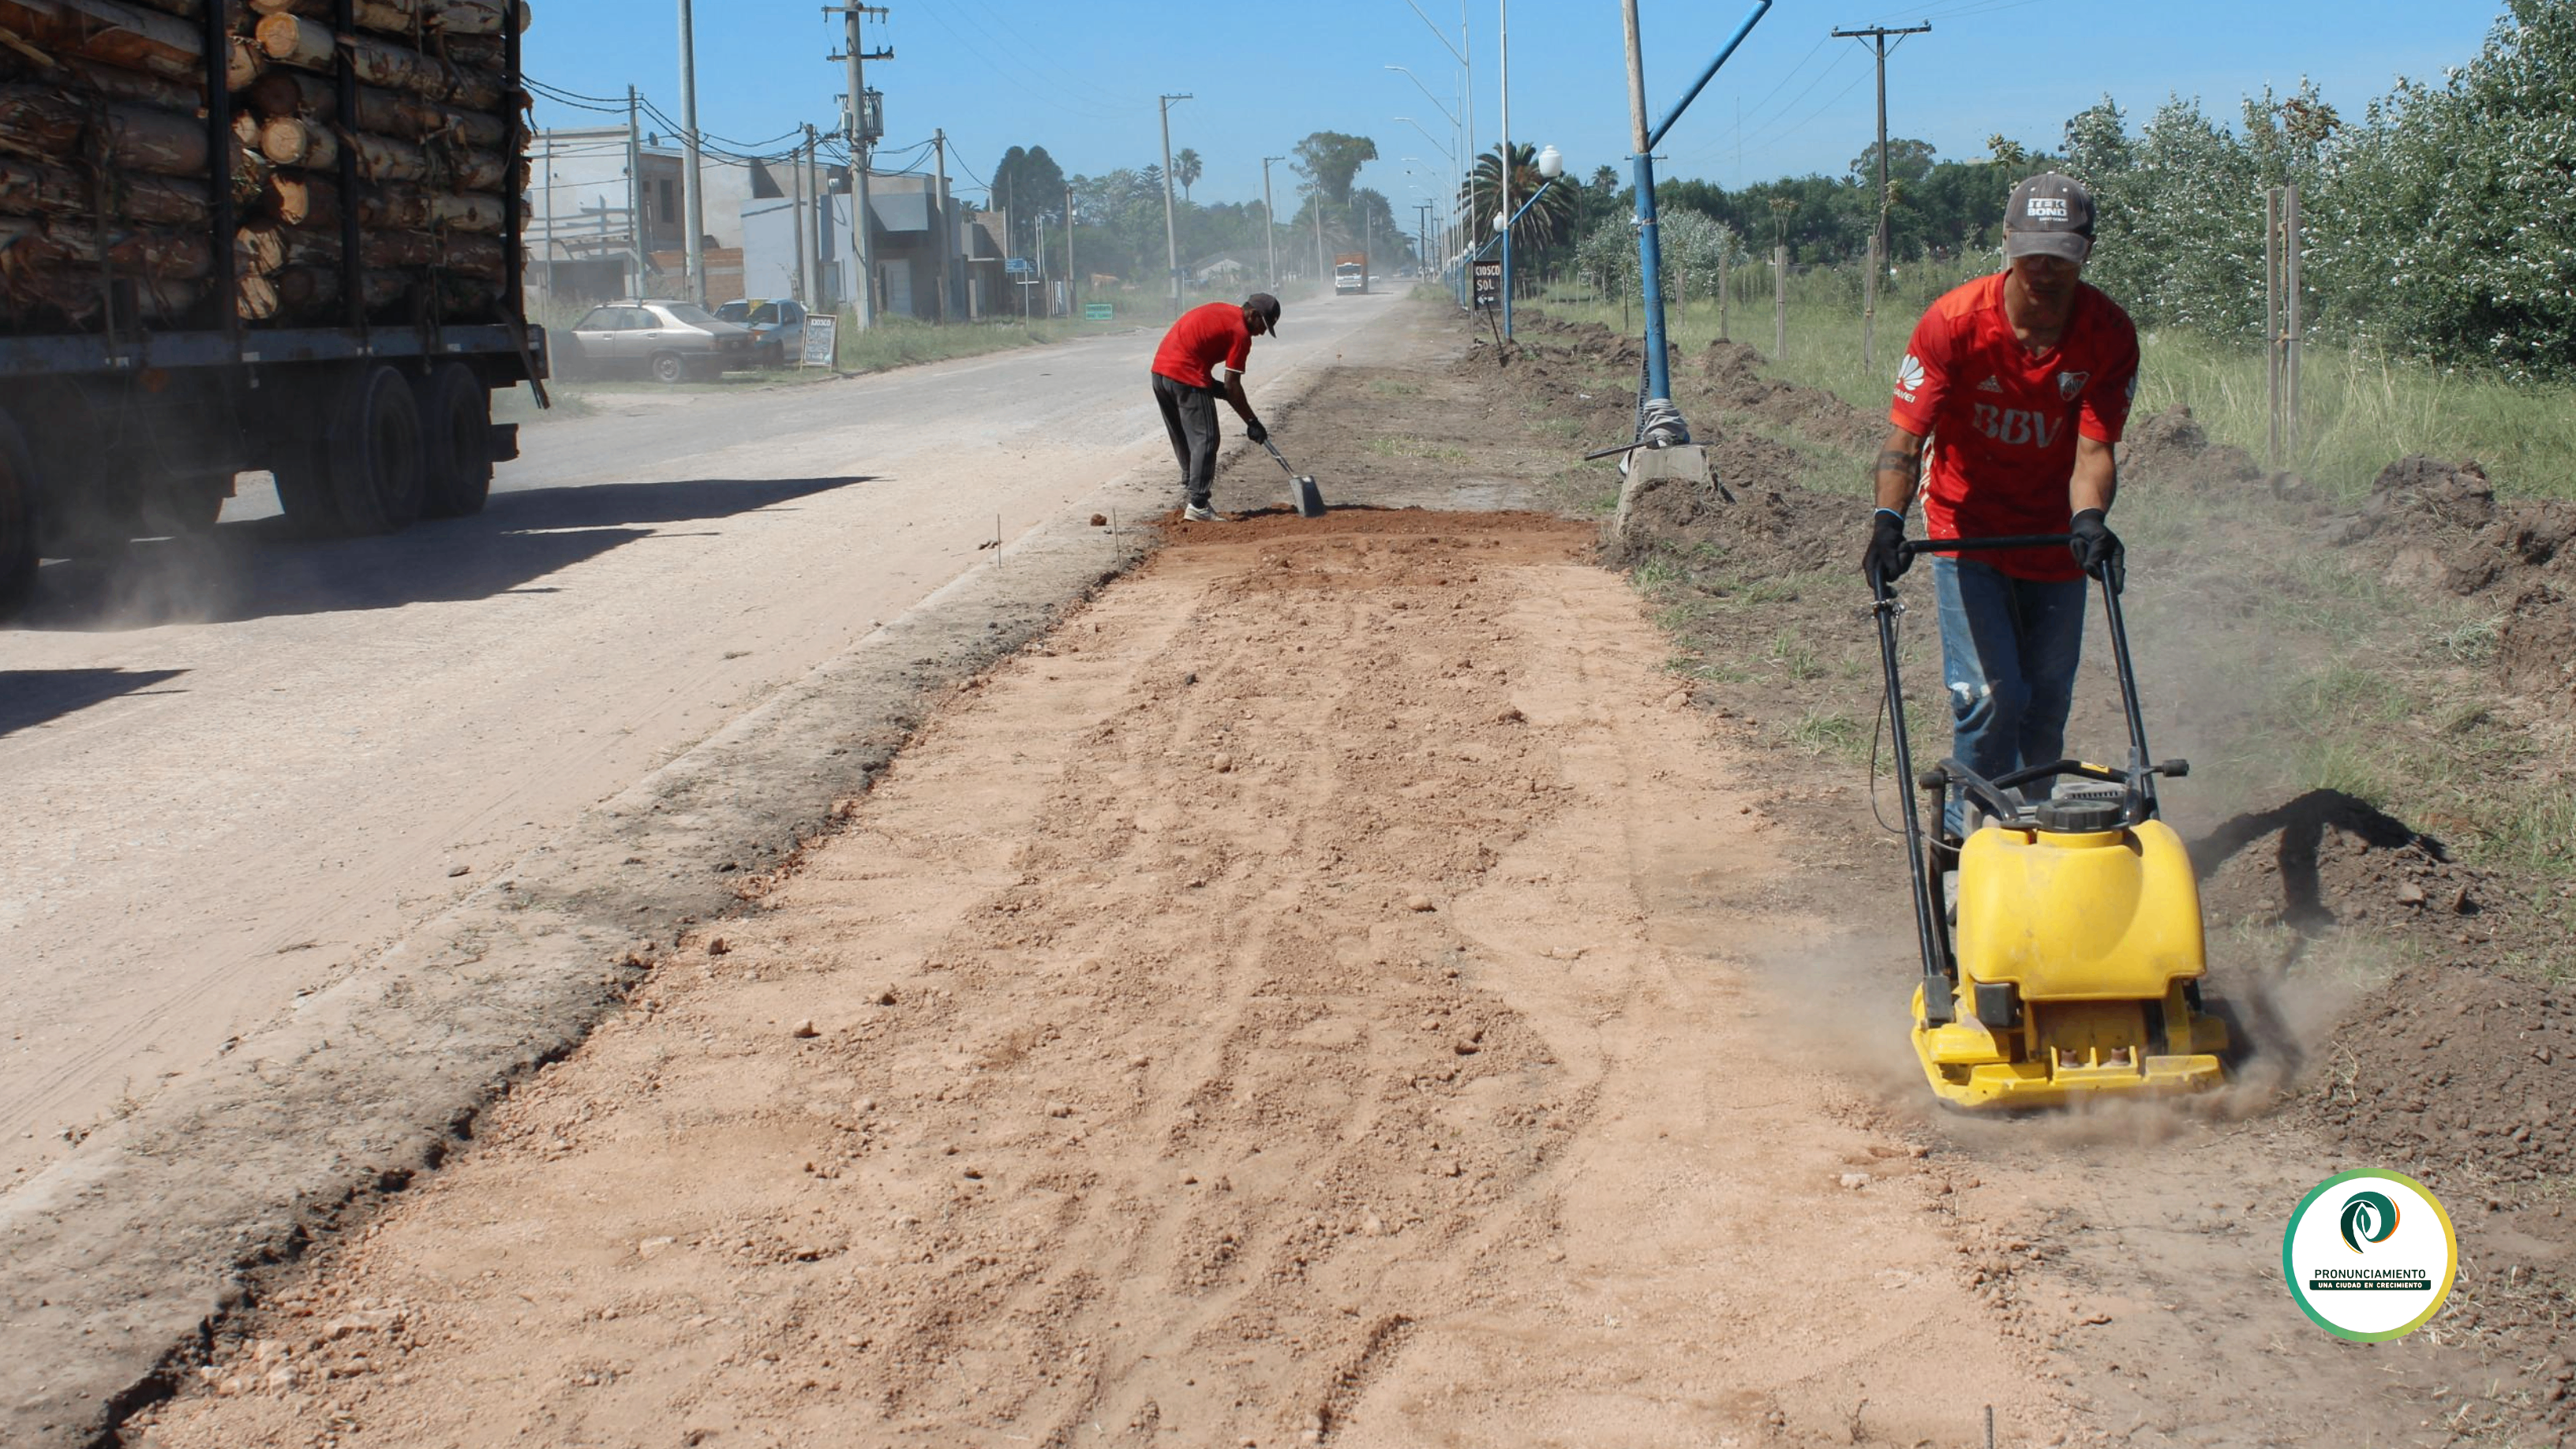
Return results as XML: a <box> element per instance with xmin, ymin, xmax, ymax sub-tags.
<box><xmin>1151</xmin><ymin>293</ymin><xmax>1282</xmax><ymax>522</ymax></box>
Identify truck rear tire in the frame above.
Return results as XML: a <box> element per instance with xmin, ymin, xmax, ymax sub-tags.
<box><xmin>417</xmin><ymin>364</ymin><xmax>492</xmax><ymax>518</ymax></box>
<box><xmin>0</xmin><ymin>407</ymin><xmax>39</xmax><ymax>616</ymax></box>
<box><xmin>271</xmin><ymin>455</ymin><xmax>343</xmax><ymax>536</ymax></box>
<box><xmin>327</xmin><ymin>364</ymin><xmax>425</xmax><ymax>535</ymax></box>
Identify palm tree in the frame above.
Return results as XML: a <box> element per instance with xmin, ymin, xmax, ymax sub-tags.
<box><xmin>1174</xmin><ymin>148</ymin><xmax>1203</xmax><ymax>202</ymax></box>
<box><xmin>1459</xmin><ymin>142</ymin><xmax>1577</xmax><ymax>253</ymax></box>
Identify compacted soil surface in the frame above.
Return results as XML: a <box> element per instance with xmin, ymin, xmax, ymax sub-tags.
<box><xmin>124</xmin><ymin>311</ymin><xmax>2574</xmax><ymax>1449</ymax></box>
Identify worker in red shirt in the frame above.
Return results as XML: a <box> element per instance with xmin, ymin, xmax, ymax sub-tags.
<box><xmin>1860</xmin><ymin>173</ymin><xmax>2141</xmax><ymax>837</ymax></box>
<box><xmin>1150</xmin><ymin>293</ymin><xmax>1281</xmax><ymax>522</ymax></box>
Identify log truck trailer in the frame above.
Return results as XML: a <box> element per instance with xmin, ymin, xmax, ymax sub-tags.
<box><xmin>0</xmin><ymin>0</ymin><xmax>548</xmax><ymax>615</ymax></box>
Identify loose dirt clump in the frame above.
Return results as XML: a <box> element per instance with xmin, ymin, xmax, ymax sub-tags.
<box><xmin>1700</xmin><ymin>339</ymin><xmax>1883</xmax><ymax>451</ymax></box>
<box><xmin>2117</xmin><ymin>404</ymin><xmax>2267</xmax><ymax>494</ymax></box>
<box><xmin>2339</xmin><ymin>455</ymin><xmax>2576</xmax><ymax>706</ymax></box>
<box><xmin>1606</xmin><ymin>466</ymin><xmax>1848</xmax><ymax>578</ymax></box>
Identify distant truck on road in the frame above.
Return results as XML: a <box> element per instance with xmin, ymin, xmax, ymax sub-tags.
<box><xmin>0</xmin><ymin>0</ymin><xmax>546</xmax><ymax>613</ymax></box>
<box><xmin>1334</xmin><ymin>253</ymin><xmax>1368</xmax><ymax>295</ymax></box>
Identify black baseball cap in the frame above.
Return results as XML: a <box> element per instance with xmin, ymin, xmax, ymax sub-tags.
<box><xmin>1245</xmin><ymin>292</ymin><xmax>1282</xmax><ymax>338</ymax></box>
<box><xmin>2003</xmin><ymin>172</ymin><xmax>2095</xmax><ymax>263</ymax></box>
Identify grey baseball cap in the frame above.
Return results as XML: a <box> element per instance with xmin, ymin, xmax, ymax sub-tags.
<box><xmin>2002</xmin><ymin>172</ymin><xmax>2095</xmax><ymax>263</ymax></box>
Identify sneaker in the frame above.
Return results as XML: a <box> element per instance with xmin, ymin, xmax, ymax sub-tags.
<box><xmin>1182</xmin><ymin>503</ymin><xmax>1222</xmax><ymax>522</ymax></box>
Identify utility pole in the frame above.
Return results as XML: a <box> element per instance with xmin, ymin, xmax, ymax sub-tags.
<box><xmin>790</xmin><ymin>129</ymin><xmax>810</xmax><ymax>306</ymax></box>
<box><xmin>677</xmin><ymin>0</ymin><xmax>705</xmax><ymax>305</ymax></box>
<box><xmin>933</xmin><ymin>129</ymin><xmax>952</xmax><ymax>321</ymax></box>
<box><xmin>537</xmin><ymin>133</ymin><xmax>553</xmax><ymax>305</ymax></box>
<box><xmin>1832</xmin><ymin>21</ymin><xmax>1930</xmax><ymax>372</ymax></box>
<box><xmin>625</xmin><ymin>85</ymin><xmax>645</xmax><ymax>297</ymax></box>
<box><xmin>1260</xmin><ymin>155</ymin><xmax>1283</xmax><ymax>288</ymax></box>
<box><xmin>1064</xmin><ymin>181</ymin><xmax>1076</xmax><ymax>316</ymax></box>
<box><xmin>1157</xmin><ymin>93</ymin><xmax>1191</xmax><ymax>315</ymax></box>
<box><xmin>829</xmin><ymin>3</ymin><xmax>892</xmax><ymax>327</ymax></box>
<box><xmin>1311</xmin><ymin>185</ymin><xmax>1326</xmax><ymax>292</ymax></box>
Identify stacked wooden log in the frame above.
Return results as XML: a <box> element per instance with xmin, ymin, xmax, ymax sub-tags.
<box><xmin>0</xmin><ymin>0</ymin><xmax>528</xmax><ymax>330</ymax></box>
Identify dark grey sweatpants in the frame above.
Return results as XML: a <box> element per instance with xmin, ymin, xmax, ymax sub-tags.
<box><xmin>1151</xmin><ymin>372</ymin><xmax>1220</xmax><ymax>509</ymax></box>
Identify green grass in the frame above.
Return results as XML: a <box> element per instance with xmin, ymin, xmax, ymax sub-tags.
<box><xmin>1363</xmin><ymin>435</ymin><xmax>1470</xmax><ymax>462</ymax></box>
<box><xmin>1535</xmin><ymin>261</ymin><xmax>2576</xmax><ymax>501</ymax></box>
<box><xmin>1782</xmin><ymin>708</ymin><xmax>1868</xmax><ymax>763</ymax></box>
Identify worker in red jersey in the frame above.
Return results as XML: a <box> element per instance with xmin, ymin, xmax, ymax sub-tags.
<box><xmin>1860</xmin><ymin>173</ymin><xmax>2142</xmax><ymax>839</ymax></box>
<box><xmin>1149</xmin><ymin>293</ymin><xmax>1280</xmax><ymax>522</ymax></box>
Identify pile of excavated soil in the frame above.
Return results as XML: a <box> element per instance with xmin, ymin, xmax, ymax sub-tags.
<box><xmin>1699</xmin><ymin>340</ymin><xmax>1884</xmax><ymax>451</ymax></box>
<box><xmin>2118</xmin><ymin>405</ymin><xmax>2268</xmax><ymax>496</ymax></box>
<box><xmin>2346</xmin><ymin>455</ymin><xmax>2576</xmax><ymax>707</ymax></box>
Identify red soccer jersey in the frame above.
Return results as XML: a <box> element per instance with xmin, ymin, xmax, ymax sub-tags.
<box><xmin>1888</xmin><ymin>272</ymin><xmax>2140</xmax><ymax>582</ymax></box>
<box><xmin>1151</xmin><ymin>302</ymin><xmax>1252</xmax><ymax>389</ymax></box>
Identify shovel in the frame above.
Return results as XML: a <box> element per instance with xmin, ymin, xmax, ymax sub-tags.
<box><xmin>1258</xmin><ymin>437</ymin><xmax>1327</xmax><ymax>519</ymax></box>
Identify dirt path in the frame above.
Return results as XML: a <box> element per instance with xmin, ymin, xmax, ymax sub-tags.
<box><xmin>130</xmin><ymin>502</ymin><xmax>2074</xmax><ymax>1448</ymax></box>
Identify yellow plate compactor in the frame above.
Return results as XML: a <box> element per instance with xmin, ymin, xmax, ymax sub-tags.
<box><xmin>1870</xmin><ymin>534</ymin><xmax>2228</xmax><ymax>1110</ymax></box>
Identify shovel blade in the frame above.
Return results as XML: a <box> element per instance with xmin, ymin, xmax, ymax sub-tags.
<box><xmin>1292</xmin><ymin>476</ymin><xmax>1326</xmax><ymax>519</ymax></box>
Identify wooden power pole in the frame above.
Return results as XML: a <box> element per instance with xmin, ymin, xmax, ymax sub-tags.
<box><xmin>1832</xmin><ymin>21</ymin><xmax>1930</xmax><ymax>372</ymax></box>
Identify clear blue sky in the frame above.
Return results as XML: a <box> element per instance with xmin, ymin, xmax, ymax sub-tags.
<box><xmin>526</xmin><ymin>0</ymin><xmax>2505</xmax><ymax>208</ymax></box>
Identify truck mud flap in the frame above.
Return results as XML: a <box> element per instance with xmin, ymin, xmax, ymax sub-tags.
<box><xmin>487</xmin><ymin>422</ymin><xmax>520</xmax><ymax>463</ymax></box>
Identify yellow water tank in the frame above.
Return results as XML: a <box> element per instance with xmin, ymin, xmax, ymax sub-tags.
<box><xmin>1953</xmin><ymin>806</ymin><xmax>2206</xmax><ymax>1002</ymax></box>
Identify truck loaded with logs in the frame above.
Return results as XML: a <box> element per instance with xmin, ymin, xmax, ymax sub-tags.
<box><xmin>0</xmin><ymin>0</ymin><xmax>545</xmax><ymax>612</ymax></box>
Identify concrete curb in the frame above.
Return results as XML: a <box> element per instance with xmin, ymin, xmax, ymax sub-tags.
<box><xmin>0</xmin><ymin>330</ymin><xmax>1368</xmax><ymax>1446</ymax></box>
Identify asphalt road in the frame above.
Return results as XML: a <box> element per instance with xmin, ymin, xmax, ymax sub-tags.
<box><xmin>0</xmin><ymin>290</ymin><xmax>1402</xmax><ymax>1187</ymax></box>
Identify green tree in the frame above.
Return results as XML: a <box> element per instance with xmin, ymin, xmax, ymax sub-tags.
<box><xmin>990</xmin><ymin>144</ymin><xmax>1068</xmax><ymax>261</ymax></box>
<box><xmin>1292</xmin><ymin>131</ymin><xmax>1378</xmax><ymax>205</ymax></box>
<box><xmin>1174</xmin><ymin>148</ymin><xmax>1202</xmax><ymax>201</ymax></box>
<box><xmin>1462</xmin><ymin>142</ymin><xmax>1578</xmax><ymax>253</ymax></box>
<box><xmin>1849</xmin><ymin>137</ymin><xmax>1938</xmax><ymax>189</ymax></box>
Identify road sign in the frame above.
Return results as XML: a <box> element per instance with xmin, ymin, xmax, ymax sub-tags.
<box><xmin>1084</xmin><ymin>302</ymin><xmax>1113</xmax><ymax>320</ymax></box>
<box><xmin>1471</xmin><ymin>259</ymin><xmax>1503</xmax><ymax>309</ymax></box>
<box><xmin>1005</xmin><ymin>257</ymin><xmax>1033</xmax><ymax>275</ymax></box>
<box><xmin>799</xmin><ymin>314</ymin><xmax>838</xmax><ymax>369</ymax></box>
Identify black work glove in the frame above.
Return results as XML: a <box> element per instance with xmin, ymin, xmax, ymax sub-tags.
<box><xmin>1245</xmin><ymin>418</ymin><xmax>1268</xmax><ymax>446</ymax></box>
<box><xmin>2069</xmin><ymin>507</ymin><xmax>2123</xmax><ymax>581</ymax></box>
<box><xmin>1863</xmin><ymin>507</ymin><xmax>1911</xmax><ymax>586</ymax></box>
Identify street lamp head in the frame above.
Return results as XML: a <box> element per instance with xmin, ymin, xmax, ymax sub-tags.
<box><xmin>1537</xmin><ymin>144</ymin><xmax>1563</xmax><ymax>179</ymax></box>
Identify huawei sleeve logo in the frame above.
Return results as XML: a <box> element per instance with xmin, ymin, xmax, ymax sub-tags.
<box><xmin>1894</xmin><ymin>353</ymin><xmax>1926</xmax><ymax>401</ymax></box>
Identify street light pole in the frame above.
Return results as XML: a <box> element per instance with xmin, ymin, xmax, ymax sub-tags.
<box><xmin>1158</xmin><ymin>93</ymin><xmax>1191</xmax><ymax>316</ymax></box>
<box><xmin>1496</xmin><ymin>0</ymin><xmax>1513</xmax><ymax>338</ymax></box>
<box><xmin>676</xmin><ymin>0</ymin><xmax>705</xmax><ymax>305</ymax></box>
<box><xmin>1260</xmin><ymin>155</ymin><xmax>1284</xmax><ymax>287</ymax></box>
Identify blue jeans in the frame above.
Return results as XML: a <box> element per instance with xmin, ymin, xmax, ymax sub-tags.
<box><xmin>1931</xmin><ymin>556</ymin><xmax>2087</xmax><ymax>837</ymax></box>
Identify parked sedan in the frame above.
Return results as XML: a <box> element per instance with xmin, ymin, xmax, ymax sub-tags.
<box><xmin>557</xmin><ymin>300</ymin><xmax>758</xmax><ymax>384</ymax></box>
<box><xmin>714</xmin><ymin>298</ymin><xmax>811</xmax><ymax>367</ymax></box>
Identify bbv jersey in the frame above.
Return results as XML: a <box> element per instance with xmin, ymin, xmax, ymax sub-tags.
<box><xmin>1888</xmin><ymin>271</ymin><xmax>2140</xmax><ymax>581</ymax></box>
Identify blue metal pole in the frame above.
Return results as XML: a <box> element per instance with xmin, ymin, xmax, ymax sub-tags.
<box><xmin>1634</xmin><ymin>151</ymin><xmax>1672</xmax><ymax>404</ymax></box>
<box><xmin>1648</xmin><ymin>1</ymin><xmax>1771</xmax><ymax>152</ymax></box>
<box><xmin>1628</xmin><ymin>0</ymin><xmax>1770</xmax><ymax>418</ymax></box>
